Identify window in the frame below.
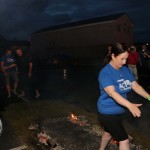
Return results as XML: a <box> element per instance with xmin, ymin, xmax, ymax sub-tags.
<box><xmin>117</xmin><ymin>25</ymin><xmax>121</xmax><ymax>32</ymax></box>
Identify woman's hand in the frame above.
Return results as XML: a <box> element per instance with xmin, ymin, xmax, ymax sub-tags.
<box><xmin>127</xmin><ymin>103</ymin><xmax>142</xmax><ymax>117</ymax></box>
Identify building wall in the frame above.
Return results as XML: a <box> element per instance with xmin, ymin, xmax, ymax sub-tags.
<box><xmin>31</xmin><ymin>15</ymin><xmax>134</xmax><ymax>62</ymax></box>
<box><xmin>113</xmin><ymin>15</ymin><xmax>134</xmax><ymax>46</ymax></box>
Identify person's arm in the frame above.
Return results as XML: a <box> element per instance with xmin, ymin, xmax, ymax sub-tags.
<box><xmin>104</xmin><ymin>85</ymin><xmax>142</xmax><ymax>117</ymax></box>
<box><xmin>1</xmin><ymin>61</ymin><xmax>6</xmax><ymax>73</ymax></box>
<box><xmin>131</xmin><ymin>81</ymin><xmax>150</xmax><ymax>99</ymax></box>
<box><xmin>1</xmin><ymin>60</ymin><xmax>16</xmax><ymax>71</ymax></box>
<box><xmin>28</xmin><ymin>62</ymin><xmax>33</xmax><ymax>77</ymax></box>
<box><xmin>3</xmin><ymin>64</ymin><xmax>16</xmax><ymax>70</ymax></box>
<box><xmin>138</xmin><ymin>57</ymin><xmax>142</xmax><ymax>67</ymax></box>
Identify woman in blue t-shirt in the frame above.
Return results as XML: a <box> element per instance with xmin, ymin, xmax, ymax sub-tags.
<box><xmin>98</xmin><ymin>43</ymin><xmax>150</xmax><ymax>150</ymax></box>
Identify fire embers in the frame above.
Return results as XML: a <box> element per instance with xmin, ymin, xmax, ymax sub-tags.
<box><xmin>68</xmin><ymin>113</ymin><xmax>135</xmax><ymax>147</ymax></box>
<box><xmin>68</xmin><ymin>113</ymin><xmax>90</xmax><ymax>127</ymax></box>
<box><xmin>38</xmin><ymin>130</ymin><xmax>57</xmax><ymax>148</ymax></box>
<box><xmin>28</xmin><ymin>123</ymin><xmax>57</xmax><ymax>149</ymax></box>
<box><xmin>68</xmin><ymin>113</ymin><xmax>104</xmax><ymax>137</ymax></box>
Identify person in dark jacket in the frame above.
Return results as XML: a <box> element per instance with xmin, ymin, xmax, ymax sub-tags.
<box><xmin>15</xmin><ymin>48</ymin><xmax>40</xmax><ymax>98</ymax></box>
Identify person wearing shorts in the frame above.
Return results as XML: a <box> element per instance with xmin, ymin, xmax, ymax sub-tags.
<box><xmin>98</xmin><ymin>114</ymin><xmax>128</xmax><ymax>142</ymax></box>
<box><xmin>1</xmin><ymin>49</ymin><xmax>18</xmax><ymax>97</ymax></box>
<box><xmin>97</xmin><ymin>43</ymin><xmax>150</xmax><ymax>150</ymax></box>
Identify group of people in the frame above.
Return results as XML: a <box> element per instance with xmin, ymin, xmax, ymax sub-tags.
<box><xmin>105</xmin><ymin>43</ymin><xmax>150</xmax><ymax>82</ymax></box>
<box><xmin>1</xmin><ymin>43</ymin><xmax>150</xmax><ymax>149</ymax></box>
<box><xmin>0</xmin><ymin>48</ymin><xmax>40</xmax><ymax>98</ymax></box>
<box><xmin>98</xmin><ymin>43</ymin><xmax>150</xmax><ymax>149</ymax></box>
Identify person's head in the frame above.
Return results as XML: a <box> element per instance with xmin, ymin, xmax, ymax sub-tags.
<box><xmin>111</xmin><ymin>43</ymin><xmax>128</xmax><ymax>69</ymax></box>
<box><xmin>130</xmin><ymin>45</ymin><xmax>136</xmax><ymax>53</ymax></box>
<box><xmin>141</xmin><ymin>44</ymin><xmax>147</xmax><ymax>51</ymax></box>
<box><xmin>16</xmin><ymin>48</ymin><xmax>23</xmax><ymax>57</ymax></box>
<box><xmin>103</xmin><ymin>43</ymin><xmax>128</xmax><ymax>69</ymax></box>
<box><xmin>6</xmin><ymin>49</ymin><xmax>12</xmax><ymax>55</ymax></box>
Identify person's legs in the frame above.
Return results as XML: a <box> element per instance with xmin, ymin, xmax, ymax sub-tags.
<box><xmin>11</xmin><ymin>71</ymin><xmax>18</xmax><ymax>94</ymax></box>
<box><xmin>99</xmin><ymin>131</ymin><xmax>112</xmax><ymax>150</ymax></box>
<box><xmin>30</xmin><ymin>74</ymin><xmax>40</xmax><ymax>98</ymax></box>
<box><xmin>133</xmin><ymin>66</ymin><xmax>138</xmax><ymax>81</ymax></box>
<box><xmin>35</xmin><ymin>89</ymin><xmax>40</xmax><ymax>98</ymax></box>
<box><xmin>99</xmin><ymin>114</ymin><xmax>129</xmax><ymax>149</ymax></box>
<box><xmin>128</xmin><ymin>65</ymin><xmax>134</xmax><ymax>74</ymax></box>
<box><xmin>6</xmin><ymin>84</ymin><xmax>11</xmax><ymax>97</ymax></box>
<box><xmin>18</xmin><ymin>73</ymin><xmax>25</xmax><ymax>97</ymax></box>
<box><xmin>13</xmin><ymin>82</ymin><xmax>18</xmax><ymax>94</ymax></box>
<box><xmin>4</xmin><ymin>74</ymin><xmax>11</xmax><ymax>97</ymax></box>
<box><xmin>119</xmin><ymin>139</ymin><xmax>130</xmax><ymax>150</ymax></box>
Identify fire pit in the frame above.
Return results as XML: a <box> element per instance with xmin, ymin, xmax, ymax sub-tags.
<box><xmin>28</xmin><ymin>113</ymin><xmax>144</xmax><ymax>150</ymax></box>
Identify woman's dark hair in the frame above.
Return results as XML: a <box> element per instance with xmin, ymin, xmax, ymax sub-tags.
<box><xmin>102</xmin><ymin>43</ymin><xmax>127</xmax><ymax>67</ymax></box>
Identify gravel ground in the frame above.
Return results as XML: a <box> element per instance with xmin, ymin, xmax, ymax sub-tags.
<box><xmin>28</xmin><ymin>117</ymin><xmax>146</xmax><ymax>150</ymax></box>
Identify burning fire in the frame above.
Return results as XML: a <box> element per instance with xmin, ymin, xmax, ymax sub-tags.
<box><xmin>69</xmin><ymin>113</ymin><xmax>90</xmax><ymax>126</ymax></box>
<box><xmin>71</xmin><ymin>113</ymin><xmax>77</xmax><ymax>120</ymax></box>
<box><xmin>70</xmin><ymin>113</ymin><xmax>78</xmax><ymax>123</ymax></box>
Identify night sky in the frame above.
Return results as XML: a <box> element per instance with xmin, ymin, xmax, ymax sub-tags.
<box><xmin>0</xmin><ymin>0</ymin><xmax>150</xmax><ymax>42</ymax></box>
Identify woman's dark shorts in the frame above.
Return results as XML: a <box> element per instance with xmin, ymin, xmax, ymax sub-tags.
<box><xmin>98</xmin><ymin>113</ymin><xmax>128</xmax><ymax>141</ymax></box>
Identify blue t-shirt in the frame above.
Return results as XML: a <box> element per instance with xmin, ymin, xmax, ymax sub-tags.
<box><xmin>97</xmin><ymin>63</ymin><xmax>135</xmax><ymax>115</ymax></box>
<box><xmin>1</xmin><ymin>54</ymin><xmax>16</xmax><ymax>72</ymax></box>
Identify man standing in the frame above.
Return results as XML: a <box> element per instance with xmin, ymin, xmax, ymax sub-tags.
<box><xmin>127</xmin><ymin>45</ymin><xmax>141</xmax><ymax>81</ymax></box>
<box><xmin>0</xmin><ymin>49</ymin><xmax>18</xmax><ymax>97</ymax></box>
<box><xmin>15</xmin><ymin>48</ymin><xmax>40</xmax><ymax>98</ymax></box>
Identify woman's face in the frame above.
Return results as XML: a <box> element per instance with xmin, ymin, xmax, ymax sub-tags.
<box><xmin>112</xmin><ymin>51</ymin><xmax>129</xmax><ymax>69</ymax></box>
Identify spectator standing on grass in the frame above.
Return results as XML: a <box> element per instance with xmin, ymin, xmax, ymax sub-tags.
<box><xmin>15</xmin><ymin>48</ymin><xmax>40</xmax><ymax>98</ymax></box>
<box><xmin>127</xmin><ymin>45</ymin><xmax>141</xmax><ymax>81</ymax></box>
<box><xmin>97</xmin><ymin>43</ymin><xmax>150</xmax><ymax>150</ymax></box>
<box><xmin>0</xmin><ymin>49</ymin><xmax>18</xmax><ymax>97</ymax></box>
